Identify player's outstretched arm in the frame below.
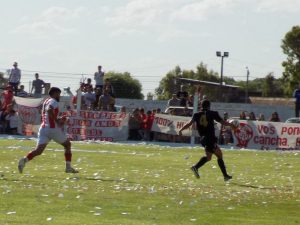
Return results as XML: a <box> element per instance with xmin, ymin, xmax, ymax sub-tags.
<box><xmin>178</xmin><ymin>119</ymin><xmax>193</xmax><ymax>136</ymax></box>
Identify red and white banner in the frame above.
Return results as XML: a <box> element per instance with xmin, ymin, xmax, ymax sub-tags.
<box><xmin>232</xmin><ymin>120</ymin><xmax>300</xmax><ymax>151</ymax></box>
<box><xmin>14</xmin><ymin>97</ymin><xmax>300</xmax><ymax>150</ymax></box>
<box><xmin>152</xmin><ymin>114</ymin><xmax>300</xmax><ymax>151</ymax></box>
<box><xmin>15</xmin><ymin>96</ymin><xmax>44</xmax><ymax>125</ymax></box>
<box><xmin>65</xmin><ymin>110</ymin><xmax>129</xmax><ymax>141</ymax></box>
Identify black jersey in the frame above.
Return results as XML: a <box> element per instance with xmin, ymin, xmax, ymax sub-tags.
<box><xmin>192</xmin><ymin>110</ymin><xmax>223</xmax><ymax>137</ymax></box>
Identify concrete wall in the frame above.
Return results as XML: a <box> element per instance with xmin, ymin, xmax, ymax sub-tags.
<box><xmin>116</xmin><ymin>98</ymin><xmax>295</xmax><ymax>121</ymax></box>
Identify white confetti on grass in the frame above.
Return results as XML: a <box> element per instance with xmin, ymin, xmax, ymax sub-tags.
<box><xmin>6</xmin><ymin>211</ymin><xmax>16</xmax><ymax>215</ymax></box>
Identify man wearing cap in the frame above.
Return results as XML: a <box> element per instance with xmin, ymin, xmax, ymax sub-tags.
<box><xmin>18</xmin><ymin>87</ymin><xmax>79</xmax><ymax>174</ymax></box>
<box><xmin>8</xmin><ymin>62</ymin><xmax>21</xmax><ymax>95</ymax></box>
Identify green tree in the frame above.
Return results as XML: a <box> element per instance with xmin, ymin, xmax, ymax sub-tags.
<box><xmin>105</xmin><ymin>71</ymin><xmax>144</xmax><ymax>99</ymax></box>
<box><xmin>281</xmin><ymin>25</ymin><xmax>300</xmax><ymax>95</ymax></box>
<box><xmin>155</xmin><ymin>63</ymin><xmax>221</xmax><ymax>100</ymax></box>
<box><xmin>155</xmin><ymin>66</ymin><xmax>182</xmax><ymax>100</ymax></box>
<box><xmin>262</xmin><ymin>73</ymin><xmax>275</xmax><ymax>97</ymax></box>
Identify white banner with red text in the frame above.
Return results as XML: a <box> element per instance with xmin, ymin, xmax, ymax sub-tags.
<box><xmin>152</xmin><ymin>114</ymin><xmax>300</xmax><ymax>151</ymax></box>
<box><xmin>64</xmin><ymin>110</ymin><xmax>129</xmax><ymax>141</ymax></box>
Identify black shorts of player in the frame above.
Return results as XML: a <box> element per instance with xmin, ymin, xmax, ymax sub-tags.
<box><xmin>200</xmin><ymin>136</ymin><xmax>217</xmax><ymax>153</ymax></box>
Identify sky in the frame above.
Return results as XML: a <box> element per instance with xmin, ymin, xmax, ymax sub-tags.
<box><xmin>1</xmin><ymin>0</ymin><xmax>300</xmax><ymax>97</ymax></box>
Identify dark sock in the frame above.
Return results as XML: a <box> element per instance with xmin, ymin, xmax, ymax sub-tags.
<box><xmin>218</xmin><ymin>158</ymin><xmax>228</xmax><ymax>177</ymax></box>
<box><xmin>195</xmin><ymin>156</ymin><xmax>208</xmax><ymax>169</ymax></box>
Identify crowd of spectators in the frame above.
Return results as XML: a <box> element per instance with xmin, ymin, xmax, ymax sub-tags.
<box><xmin>239</xmin><ymin>111</ymin><xmax>281</xmax><ymax>122</ymax></box>
<box><xmin>128</xmin><ymin>107</ymin><xmax>156</xmax><ymax>141</ymax></box>
<box><xmin>0</xmin><ymin>62</ymin><xmax>47</xmax><ymax>134</ymax></box>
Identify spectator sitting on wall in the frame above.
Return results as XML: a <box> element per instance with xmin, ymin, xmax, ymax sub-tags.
<box><xmin>93</xmin><ymin>87</ymin><xmax>102</xmax><ymax>109</ymax></box>
<box><xmin>84</xmin><ymin>78</ymin><xmax>93</xmax><ymax>92</ymax></box>
<box><xmin>258</xmin><ymin>113</ymin><xmax>265</xmax><ymax>121</ymax></box>
<box><xmin>269</xmin><ymin>112</ymin><xmax>280</xmax><ymax>122</ymax></box>
<box><xmin>239</xmin><ymin>111</ymin><xmax>247</xmax><ymax>120</ymax></box>
<box><xmin>31</xmin><ymin>73</ymin><xmax>45</xmax><ymax>98</ymax></box>
<box><xmin>98</xmin><ymin>87</ymin><xmax>115</xmax><ymax>111</ymax></box>
<box><xmin>187</xmin><ymin>95</ymin><xmax>194</xmax><ymax>107</ymax></box>
<box><xmin>248</xmin><ymin>112</ymin><xmax>256</xmax><ymax>121</ymax></box>
<box><xmin>167</xmin><ymin>94</ymin><xmax>180</xmax><ymax>107</ymax></box>
<box><xmin>17</xmin><ymin>85</ymin><xmax>29</xmax><ymax>97</ymax></box>
<box><xmin>103</xmin><ymin>78</ymin><xmax>114</xmax><ymax>97</ymax></box>
<box><xmin>83</xmin><ymin>86</ymin><xmax>96</xmax><ymax>110</ymax></box>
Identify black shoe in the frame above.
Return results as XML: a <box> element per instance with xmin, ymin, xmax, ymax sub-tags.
<box><xmin>224</xmin><ymin>175</ymin><xmax>232</xmax><ymax>181</ymax></box>
<box><xmin>191</xmin><ymin>166</ymin><xmax>200</xmax><ymax>179</ymax></box>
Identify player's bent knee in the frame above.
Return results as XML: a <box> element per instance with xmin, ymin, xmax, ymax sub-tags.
<box><xmin>62</xmin><ymin>140</ymin><xmax>71</xmax><ymax>149</ymax></box>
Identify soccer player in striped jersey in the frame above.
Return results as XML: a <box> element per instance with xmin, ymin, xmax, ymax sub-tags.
<box><xmin>18</xmin><ymin>87</ymin><xmax>78</xmax><ymax>174</ymax></box>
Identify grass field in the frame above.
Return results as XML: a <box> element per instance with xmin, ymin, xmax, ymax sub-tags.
<box><xmin>0</xmin><ymin>139</ymin><xmax>299</xmax><ymax>225</ymax></box>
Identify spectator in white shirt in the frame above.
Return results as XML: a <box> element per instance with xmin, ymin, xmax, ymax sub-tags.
<box><xmin>9</xmin><ymin>62</ymin><xmax>21</xmax><ymax>95</ymax></box>
<box><xmin>83</xmin><ymin>86</ymin><xmax>96</xmax><ymax>110</ymax></box>
<box><xmin>94</xmin><ymin>65</ymin><xmax>104</xmax><ymax>91</ymax></box>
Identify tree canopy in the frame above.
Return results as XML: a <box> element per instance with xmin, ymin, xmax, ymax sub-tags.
<box><xmin>281</xmin><ymin>25</ymin><xmax>300</xmax><ymax>95</ymax></box>
<box><xmin>105</xmin><ymin>71</ymin><xmax>144</xmax><ymax>99</ymax></box>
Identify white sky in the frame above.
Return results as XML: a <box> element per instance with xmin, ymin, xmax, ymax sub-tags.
<box><xmin>1</xmin><ymin>0</ymin><xmax>299</xmax><ymax>97</ymax></box>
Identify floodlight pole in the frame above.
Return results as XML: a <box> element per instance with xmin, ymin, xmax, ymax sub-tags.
<box><xmin>245</xmin><ymin>67</ymin><xmax>250</xmax><ymax>103</ymax></box>
<box><xmin>216</xmin><ymin>51</ymin><xmax>229</xmax><ymax>86</ymax></box>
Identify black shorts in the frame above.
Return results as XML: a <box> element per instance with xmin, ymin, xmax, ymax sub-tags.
<box><xmin>200</xmin><ymin>136</ymin><xmax>217</xmax><ymax>153</ymax></box>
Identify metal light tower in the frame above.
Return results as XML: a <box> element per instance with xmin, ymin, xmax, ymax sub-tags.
<box><xmin>245</xmin><ymin>66</ymin><xmax>250</xmax><ymax>103</ymax></box>
<box><xmin>216</xmin><ymin>51</ymin><xmax>229</xmax><ymax>86</ymax></box>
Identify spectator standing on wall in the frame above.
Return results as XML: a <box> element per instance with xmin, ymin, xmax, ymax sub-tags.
<box><xmin>94</xmin><ymin>65</ymin><xmax>104</xmax><ymax>91</ymax></box>
<box><xmin>31</xmin><ymin>73</ymin><xmax>45</xmax><ymax>98</ymax></box>
<box><xmin>293</xmin><ymin>84</ymin><xmax>300</xmax><ymax>117</ymax></box>
<box><xmin>8</xmin><ymin>62</ymin><xmax>21</xmax><ymax>95</ymax></box>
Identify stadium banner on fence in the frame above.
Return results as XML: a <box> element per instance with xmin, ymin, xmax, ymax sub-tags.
<box><xmin>15</xmin><ymin>97</ymin><xmax>44</xmax><ymax>135</ymax></box>
<box><xmin>15</xmin><ymin>96</ymin><xmax>44</xmax><ymax>125</ymax></box>
<box><xmin>232</xmin><ymin>120</ymin><xmax>300</xmax><ymax>151</ymax></box>
<box><xmin>152</xmin><ymin>114</ymin><xmax>300</xmax><ymax>150</ymax></box>
<box><xmin>65</xmin><ymin>110</ymin><xmax>129</xmax><ymax>142</ymax></box>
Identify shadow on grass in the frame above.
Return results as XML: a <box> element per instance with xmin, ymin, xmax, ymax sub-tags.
<box><xmin>84</xmin><ymin>177</ymin><xmax>137</xmax><ymax>184</ymax></box>
<box><xmin>230</xmin><ymin>182</ymin><xmax>277</xmax><ymax>190</ymax></box>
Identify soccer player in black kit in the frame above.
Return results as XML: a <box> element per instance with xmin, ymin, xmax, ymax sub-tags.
<box><xmin>178</xmin><ymin>100</ymin><xmax>234</xmax><ymax>181</ymax></box>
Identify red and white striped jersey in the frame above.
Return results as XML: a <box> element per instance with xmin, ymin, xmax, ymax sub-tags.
<box><xmin>41</xmin><ymin>97</ymin><xmax>59</xmax><ymax>128</ymax></box>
